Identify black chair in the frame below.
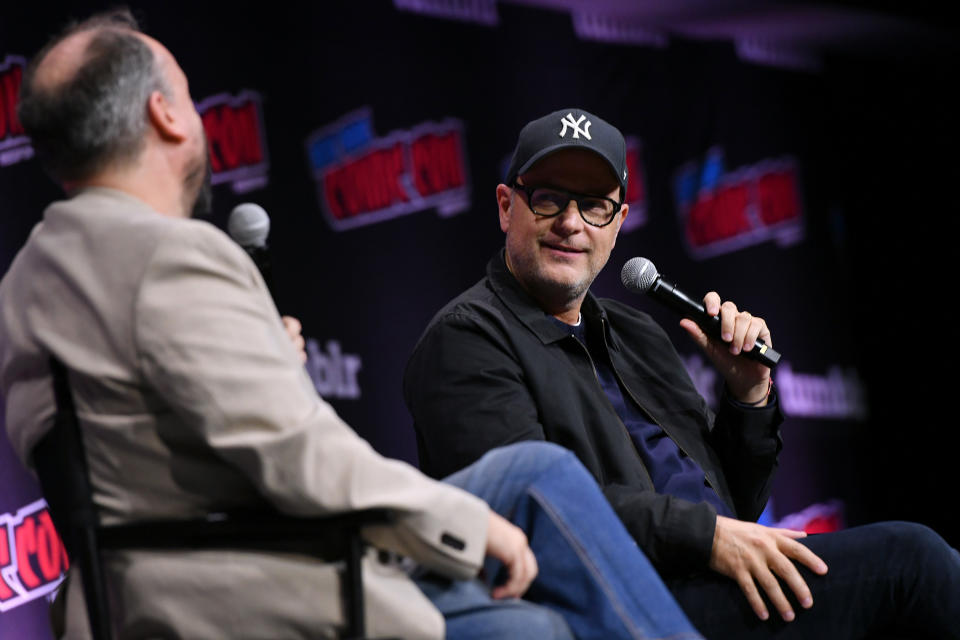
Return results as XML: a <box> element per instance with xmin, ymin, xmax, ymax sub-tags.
<box><xmin>32</xmin><ymin>357</ymin><xmax>395</xmax><ymax>640</ymax></box>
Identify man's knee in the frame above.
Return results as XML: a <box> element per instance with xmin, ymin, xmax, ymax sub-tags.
<box><xmin>443</xmin><ymin>441</ymin><xmax>589</xmax><ymax>502</ymax></box>
<box><xmin>838</xmin><ymin>521</ymin><xmax>958</xmax><ymax>582</ymax></box>
<box><xmin>886</xmin><ymin>521</ymin><xmax>957</xmax><ymax>566</ymax></box>
<box><xmin>861</xmin><ymin>521</ymin><xmax>950</xmax><ymax>554</ymax></box>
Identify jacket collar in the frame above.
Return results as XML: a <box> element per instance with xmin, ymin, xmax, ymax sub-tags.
<box><xmin>487</xmin><ymin>249</ymin><xmax>616</xmax><ymax>349</ymax></box>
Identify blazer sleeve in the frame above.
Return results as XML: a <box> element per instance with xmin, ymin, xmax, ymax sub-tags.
<box><xmin>132</xmin><ymin>222</ymin><xmax>488</xmax><ymax>580</ymax></box>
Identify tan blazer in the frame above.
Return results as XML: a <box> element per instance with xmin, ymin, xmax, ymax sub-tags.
<box><xmin>0</xmin><ymin>188</ymin><xmax>488</xmax><ymax>639</ymax></box>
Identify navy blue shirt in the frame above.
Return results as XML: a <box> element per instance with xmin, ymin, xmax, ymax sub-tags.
<box><xmin>551</xmin><ymin>315</ymin><xmax>733</xmax><ymax>518</ymax></box>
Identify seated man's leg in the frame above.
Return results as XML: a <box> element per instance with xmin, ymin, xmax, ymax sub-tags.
<box><xmin>439</xmin><ymin>441</ymin><xmax>703</xmax><ymax>640</ymax></box>
<box><xmin>417</xmin><ymin>574</ymin><xmax>574</xmax><ymax>640</ymax></box>
<box><xmin>668</xmin><ymin>521</ymin><xmax>960</xmax><ymax>640</ymax></box>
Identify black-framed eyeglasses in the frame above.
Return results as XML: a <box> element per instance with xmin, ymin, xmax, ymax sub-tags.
<box><xmin>512</xmin><ymin>183</ymin><xmax>623</xmax><ymax>228</ymax></box>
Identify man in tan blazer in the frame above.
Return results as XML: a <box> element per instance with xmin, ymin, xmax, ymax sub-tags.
<box><xmin>0</xmin><ymin>9</ymin><xmax>709</xmax><ymax>640</ymax></box>
<box><xmin>0</xmin><ymin>11</ymin><xmax>549</xmax><ymax>640</ymax></box>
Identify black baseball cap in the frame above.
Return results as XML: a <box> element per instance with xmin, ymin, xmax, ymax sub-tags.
<box><xmin>505</xmin><ymin>108</ymin><xmax>628</xmax><ymax>195</ymax></box>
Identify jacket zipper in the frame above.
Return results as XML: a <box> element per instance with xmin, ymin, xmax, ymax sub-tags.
<box><xmin>568</xmin><ymin>332</ymin><xmax>656</xmax><ymax>489</ymax></box>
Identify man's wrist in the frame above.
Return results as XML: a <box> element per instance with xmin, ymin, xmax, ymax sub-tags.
<box><xmin>726</xmin><ymin>378</ymin><xmax>774</xmax><ymax>408</ymax></box>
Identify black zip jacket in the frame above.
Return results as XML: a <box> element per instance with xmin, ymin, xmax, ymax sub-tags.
<box><xmin>404</xmin><ymin>252</ymin><xmax>783</xmax><ymax>574</ymax></box>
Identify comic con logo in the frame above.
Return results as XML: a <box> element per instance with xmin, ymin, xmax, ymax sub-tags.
<box><xmin>0</xmin><ymin>55</ymin><xmax>33</xmax><ymax>168</ymax></box>
<box><xmin>198</xmin><ymin>90</ymin><xmax>269</xmax><ymax>194</ymax></box>
<box><xmin>1</xmin><ymin>499</ymin><xmax>68</xmax><ymax>612</ymax></box>
<box><xmin>305</xmin><ymin>108</ymin><xmax>470</xmax><ymax>231</ymax></box>
<box><xmin>673</xmin><ymin>148</ymin><xmax>804</xmax><ymax>259</ymax></box>
<box><xmin>619</xmin><ymin>136</ymin><xmax>647</xmax><ymax>233</ymax></box>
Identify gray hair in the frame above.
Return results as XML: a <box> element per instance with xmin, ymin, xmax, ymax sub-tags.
<box><xmin>17</xmin><ymin>9</ymin><xmax>171</xmax><ymax>182</ymax></box>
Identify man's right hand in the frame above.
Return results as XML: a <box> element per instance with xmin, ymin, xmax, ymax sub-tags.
<box><xmin>485</xmin><ymin>511</ymin><xmax>538</xmax><ymax>599</ymax></box>
<box><xmin>710</xmin><ymin>515</ymin><xmax>829</xmax><ymax>622</ymax></box>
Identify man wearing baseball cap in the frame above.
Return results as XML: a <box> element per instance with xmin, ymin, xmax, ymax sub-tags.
<box><xmin>405</xmin><ymin>108</ymin><xmax>960</xmax><ymax>638</ymax></box>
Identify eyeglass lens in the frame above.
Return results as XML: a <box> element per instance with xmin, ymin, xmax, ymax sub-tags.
<box><xmin>529</xmin><ymin>188</ymin><xmax>616</xmax><ymax>225</ymax></box>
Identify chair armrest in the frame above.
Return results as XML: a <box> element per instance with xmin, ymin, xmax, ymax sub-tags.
<box><xmin>98</xmin><ymin>508</ymin><xmax>396</xmax><ymax>562</ymax></box>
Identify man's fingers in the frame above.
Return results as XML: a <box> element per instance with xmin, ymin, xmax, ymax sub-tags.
<box><xmin>703</xmin><ymin>291</ymin><xmax>722</xmax><ymax>316</ymax></box>
<box><xmin>754</xmin><ymin>560</ymin><xmax>796</xmax><ymax>622</ymax></box>
<box><xmin>730</xmin><ymin>311</ymin><xmax>752</xmax><ymax>354</ymax></box>
<box><xmin>679</xmin><ymin>318</ymin><xmax>709</xmax><ymax>348</ymax></box>
<box><xmin>486</xmin><ymin>512</ymin><xmax>536</xmax><ymax>600</ymax></box>
<box><xmin>768</xmin><ymin>553</ymin><xmax>813</xmax><ymax>613</ymax></box>
<box><xmin>719</xmin><ymin>301</ymin><xmax>739</xmax><ymax>342</ymax></box>
<box><xmin>490</xmin><ymin>548</ymin><xmax>523</xmax><ymax>598</ymax></box>
<box><xmin>713</xmin><ymin>518</ymin><xmax>826</xmax><ymax>623</ymax></box>
<box><xmin>491</xmin><ymin>559</ymin><xmax>523</xmax><ymax>599</ymax></box>
<box><xmin>702</xmin><ymin>295</ymin><xmax>774</xmax><ymax>354</ymax></box>
<box><xmin>735</xmin><ymin>572</ymin><xmax>769</xmax><ymax>621</ymax></box>
<box><xmin>491</xmin><ymin>547</ymin><xmax>537</xmax><ymax>599</ymax></box>
<box><xmin>782</xmin><ymin>537</ymin><xmax>829</xmax><ymax>575</ymax></box>
<box><xmin>281</xmin><ymin>316</ymin><xmax>307</xmax><ymax>363</ymax></box>
<box><xmin>743</xmin><ymin>317</ymin><xmax>766</xmax><ymax>352</ymax></box>
<box><xmin>526</xmin><ymin>546</ymin><xmax>538</xmax><ymax>585</ymax></box>
<box><xmin>763</xmin><ymin>535</ymin><xmax>827</xmax><ymax>615</ymax></box>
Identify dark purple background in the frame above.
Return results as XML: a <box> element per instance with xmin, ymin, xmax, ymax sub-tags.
<box><xmin>2</xmin><ymin>1</ymin><xmax>958</xmax><ymax>636</ymax></box>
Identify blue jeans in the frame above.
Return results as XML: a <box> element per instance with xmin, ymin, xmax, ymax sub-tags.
<box><xmin>416</xmin><ymin>442</ymin><xmax>703</xmax><ymax>640</ymax></box>
<box><xmin>667</xmin><ymin>521</ymin><xmax>960</xmax><ymax>639</ymax></box>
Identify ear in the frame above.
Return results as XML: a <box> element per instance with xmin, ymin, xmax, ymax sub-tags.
<box><xmin>496</xmin><ymin>184</ymin><xmax>513</xmax><ymax>233</ymax></box>
<box><xmin>611</xmin><ymin>203</ymin><xmax>629</xmax><ymax>248</ymax></box>
<box><xmin>146</xmin><ymin>90</ymin><xmax>188</xmax><ymax>143</ymax></box>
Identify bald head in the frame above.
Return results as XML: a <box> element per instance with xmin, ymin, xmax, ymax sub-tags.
<box><xmin>17</xmin><ymin>10</ymin><xmax>171</xmax><ymax>183</ymax></box>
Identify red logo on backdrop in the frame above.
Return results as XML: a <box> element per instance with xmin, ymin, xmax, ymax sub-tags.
<box><xmin>673</xmin><ymin>148</ymin><xmax>804</xmax><ymax>259</ymax></box>
<box><xmin>305</xmin><ymin>108</ymin><xmax>471</xmax><ymax>231</ymax></box>
<box><xmin>197</xmin><ymin>90</ymin><xmax>269</xmax><ymax>193</ymax></box>
<box><xmin>1</xmin><ymin>499</ymin><xmax>69</xmax><ymax>612</ymax></box>
<box><xmin>619</xmin><ymin>136</ymin><xmax>648</xmax><ymax>233</ymax></box>
<box><xmin>775</xmin><ymin>500</ymin><xmax>845</xmax><ymax>534</ymax></box>
<box><xmin>0</xmin><ymin>55</ymin><xmax>33</xmax><ymax>168</ymax></box>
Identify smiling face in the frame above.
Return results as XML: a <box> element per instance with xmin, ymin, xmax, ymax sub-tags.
<box><xmin>498</xmin><ymin>147</ymin><xmax>628</xmax><ymax>320</ymax></box>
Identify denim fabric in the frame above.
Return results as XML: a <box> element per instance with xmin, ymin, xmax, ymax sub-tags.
<box><xmin>667</xmin><ymin>521</ymin><xmax>960</xmax><ymax>639</ymax></box>
<box><xmin>423</xmin><ymin>441</ymin><xmax>703</xmax><ymax>640</ymax></box>
<box><xmin>417</xmin><ymin>576</ymin><xmax>575</xmax><ymax>640</ymax></box>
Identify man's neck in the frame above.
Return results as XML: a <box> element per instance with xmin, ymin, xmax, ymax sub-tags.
<box><xmin>551</xmin><ymin>306</ymin><xmax>582</xmax><ymax>325</ymax></box>
<box><xmin>68</xmin><ymin>154</ymin><xmax>187</xmax><ymax>218</ymax></box>
<box><xmin>503</xmin><ymin>251</ymin><xmax>585</xmax><ymax>325</ymax></box>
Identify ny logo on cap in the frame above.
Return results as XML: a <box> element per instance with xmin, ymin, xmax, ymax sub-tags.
<box><xmin>559</xmin><ymin>113</ymin><xmax>592</xmax><ymax>140</ymax></box>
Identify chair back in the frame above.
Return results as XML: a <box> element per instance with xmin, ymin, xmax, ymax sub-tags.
<box><xmin>31</xmin><ymin>357</ymin><xmax>395</xmax><ymax>640</ymax></box>
<box><xmin>32</xmin><ymin>357</ymin><xmax>113</xmax><ymax>640</ymax></box>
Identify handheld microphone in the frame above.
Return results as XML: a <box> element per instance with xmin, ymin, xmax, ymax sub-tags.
<box><xmin>228</xmin><ymin>203</ymin><xmax>274</xmax><ymax>297</ymax></box>
<box><xmin>620</xmin><ymin>257</ymin><xmax>781</xmax><ymax>368</ymax></box>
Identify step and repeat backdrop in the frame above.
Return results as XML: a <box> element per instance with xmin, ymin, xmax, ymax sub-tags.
<box><xmin>2</xmin><ymin>1</ymin><xmax>957</xmax><ymax>635</ymax></box>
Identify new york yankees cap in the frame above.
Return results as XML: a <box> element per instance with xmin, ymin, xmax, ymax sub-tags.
<box><xmin>505</xmin><ymin>108</ymin><xmax>628</xmax><ymax>195</ymax></box>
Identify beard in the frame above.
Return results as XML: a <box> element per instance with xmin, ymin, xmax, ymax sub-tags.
<box><xmin>184</xmin><ymin>137</ymin><xmax>213</xmax><ymax>218</ymax></box>
<box><xmin>505</xmin><ymin>241</ymin><xmax>598</xmax><ymax>313</ymax></box>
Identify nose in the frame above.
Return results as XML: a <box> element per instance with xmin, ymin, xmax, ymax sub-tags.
<box><xmin>551</xmin><ymin>199</ymin><xmax>584</xmax><ymax>236</ymax></box>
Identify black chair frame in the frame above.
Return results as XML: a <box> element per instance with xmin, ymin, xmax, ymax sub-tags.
<box><xmin>32</xmin><ymin>357</ymin><xmax>394</xmax><ymax>640</ymax></box>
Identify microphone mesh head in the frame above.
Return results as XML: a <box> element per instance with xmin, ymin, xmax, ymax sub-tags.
<box><xmin>621</xmin><ymin>257</ymin><xmax>659</xmax><ymax>293</ymax></box>
<box><xmin>227</xmin><ymin>203</ymin><xmax>270</xmax><ymax>248</ymax></box>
